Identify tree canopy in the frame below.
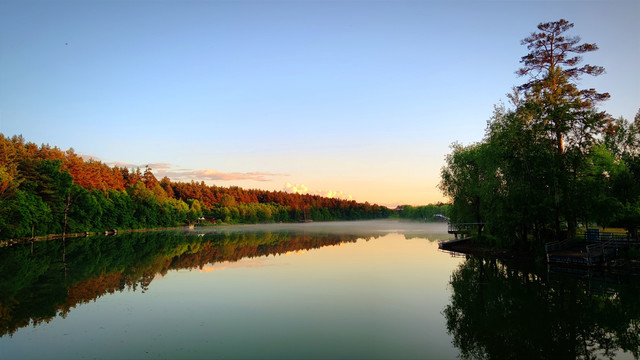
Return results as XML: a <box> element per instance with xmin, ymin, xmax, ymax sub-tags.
<box><xmin>440</xmin><ymin>19</ymin><xmax>640</xmax><ymax>249</ymax></box>
<box><xmin>0</xmin><ymin>134</ymin><xmax>392</xmax><ymax>240</ymax></box>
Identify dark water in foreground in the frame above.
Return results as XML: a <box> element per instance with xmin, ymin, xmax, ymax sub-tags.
<box><xmin>0</xmin><ymin>220</ymin><xmax>638</xmax><ymax>359</ymax></box>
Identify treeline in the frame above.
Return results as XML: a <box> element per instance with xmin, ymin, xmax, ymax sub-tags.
<box><xmin>397</xmin><ymin>203</ymin><xmax>451</xmax><ymax>221</ymax></box>
<box><xmin>0</xmin><ymin>134</ymin><xmax>392</xmax><ymax>240</ymax></box>
<box><xmin>439</xmin><ymin>20</ymin><xmax>640</xmax><ymax>250</ymax></box>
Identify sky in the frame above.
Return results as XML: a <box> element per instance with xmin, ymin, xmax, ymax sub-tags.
<box><xmin>1</xmin><ymin>0</ymin><xmax>638</xmax><ymax>207</ymax></box>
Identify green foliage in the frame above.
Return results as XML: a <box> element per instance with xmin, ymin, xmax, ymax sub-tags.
<box><xmin>440</xmin><ymin>142</ymin><xmax>495</xmax><ymax>225</ymax></box>
<box><xmin>439</xmin><ymin>19</ymin><xmax>640</xmax><ymax>249</ymax></box>
<box><xmin>0</xmin><ymin>147</ymin><xmax>394</xmax><ymax>240</ymax></box>
<box><xmin>219</xmin><ymin>194</ymin><xmax>236</xmax><ymax>207</ymax></box>
<box><xmin>0</xmin><ymin>172</ymin><xmax>199</xmax><ymax>239</ymax></box>
<box><xmin>626</xmin><ymin>246</ymin><xmax>640</xmax><ymax>261</ymax></box>
<box><xmin>0</xmin><ymin>132</ymin><xmax>397</xmax><ymax>239</ymax></box>
<box><xmin>398</xmin><ymin>204</ymin><xmax>451</xmax><ymax>221</ymax></box>
<box><xmin>0</xmin><ymin>190</ymin><xmax>51</xmax><ymax>238</ymax></box>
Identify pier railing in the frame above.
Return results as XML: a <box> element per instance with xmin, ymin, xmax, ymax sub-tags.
<box><xmin>447</xmin><ymin>222</ymin><xmax>485</xmax><ymax>234</ymax></box>
<box><xmin>544</xmin><ymin>240</ymin><xmax>570</xmax><ymax>253</ymax></box>
<box><xmin>586</xmin><ymin>240</ymin><xmax>619</xmax><ymax>265</ymax></box>
<box><xmin>584</xmin><ymin>228</ymin><xmax>634</xmax><ymax>244</ymax></box>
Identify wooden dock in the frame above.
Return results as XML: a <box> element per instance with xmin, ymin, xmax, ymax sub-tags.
<box><xmin>545</xmin><ymin>229</ymin><xmax>638</xmax><ymax>266</ymax></box>
<box><xmin>447</xmin><ymin>222</ymin><xmax>485</xmax><ymax>239</ymax></box>
<box><xmin>438</xmin><ymin>236</ymin><xmax>471</xmax><ymax>251</ymax></box>
<box><xmin>545</xmin><ymin>242</ymin><xmax>614</xmax><ymax>266</ymax></box>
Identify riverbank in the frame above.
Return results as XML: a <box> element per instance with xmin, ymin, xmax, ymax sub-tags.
<box><xmin>0</xmin><ymin>226</ymin><xmax>190</xmax><ymax>248</ymax></box>
<box><xmin>2</xmin><ymin>219</ymin><xmax>449</xmax><ymax>248</ymax></box>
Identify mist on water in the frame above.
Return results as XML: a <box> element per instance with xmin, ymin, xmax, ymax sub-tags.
<box><xmin>192</xmin><ymin>219</ymin><xmax>449</xmax><ymax>241</ymax></box>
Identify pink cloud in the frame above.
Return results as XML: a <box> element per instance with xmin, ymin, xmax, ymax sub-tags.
<box><xmin>78</xmin><ymin>153</ymin><xmax>101</xmax><ymax>161</ymax></box>
<box><xmin>146</xmin><ymin>163</ymin><xmax>172</xmax><ymax>169</ymax></box>
<box><xmin>156</xmin><ymin>169</ymin><xmax>287</xmax><ymax>182</ymax></box>
<box><xmin>107</xmin><ymin>161</ymin><xmax>137</xmax><ymax>168</ymax></box>
<box><xmin>283</xmin><ymin>182</ymin><xmax>353</xmax><ymax>200</ymax></box>
<box><xmin>106</xmin><ymin>162</ymin><xmax>172</xmax><ymax>170</ymax></box>
<box><xmin>101</xmin><ymin>160</ymin><xmax>284</xmax><ymax>182</ymax></box>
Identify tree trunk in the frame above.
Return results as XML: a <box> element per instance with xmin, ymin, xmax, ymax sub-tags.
<box><xmin>474</xmin><ymin>196</ymin><xmax>482</xmax><ymax>241</ymax></box>
<box><xmin>63</xmin><ymin>193</ymin><xmax>71</xmax><ymax>240</ymax></box>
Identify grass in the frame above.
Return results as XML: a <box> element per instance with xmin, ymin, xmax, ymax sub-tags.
<box><xmin>576</xmin><ymin>226</ymin><xmax>628</xmax><ymax>236</ymax></box>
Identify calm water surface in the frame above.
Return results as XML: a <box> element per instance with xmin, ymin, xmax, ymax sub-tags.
<box><xmin>1</xmin><ymin>220</ymin><xmax>639</xmax><ymax>359</ymax></box>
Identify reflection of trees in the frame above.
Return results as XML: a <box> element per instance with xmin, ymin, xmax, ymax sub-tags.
<box><xmin>444</xmin><ymin>257</ymin><xmax>640</xmax><ymax>359</ymax></box>
<box><xmin>0</xmin><ymin>231</ymin><xmax>370</xmax><ymax>337</ymax></box>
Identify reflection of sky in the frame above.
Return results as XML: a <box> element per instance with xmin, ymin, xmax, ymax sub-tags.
<box><xmin>198</xmin><ymin>258</ymin><xmax>276</xmax><ymax>273</ymax></box>
<box><xmin>1</xmin><ymin>223</ymin><xmax>463</xmax><ymax>359</ymax></box>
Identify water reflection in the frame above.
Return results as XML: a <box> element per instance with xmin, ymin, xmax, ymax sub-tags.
<box><xmin>444</xmin><ymin>257</ymin><xmax>640</xmax><ymax>359</ymax></box>
<box><xmin>1</xmin><ymin>232</ymin><xmax>360</xmax><ymax>337</ymax></box>
<box><xmin>1</xmin><ymin>221</ymin><xmax>443</xmax><ymax>338</ymax></box>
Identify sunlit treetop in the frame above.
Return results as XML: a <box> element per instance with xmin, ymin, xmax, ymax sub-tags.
<box><xmin>518</xmin><ymin>19</ymin><xmax>604</xmax><ymax>83</ymax></box>
<box><xmin>517</xmin><ymin>19</ymin><xmax>610</xmax><ymax>106</ymax></box>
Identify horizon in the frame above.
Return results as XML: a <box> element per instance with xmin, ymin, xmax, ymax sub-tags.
<box><xmin>2</xmin><ymin>0</ymin><xmax>638</xmax><ymax>207</ymax></box>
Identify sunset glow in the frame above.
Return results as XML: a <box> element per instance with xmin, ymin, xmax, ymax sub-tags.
<box><xmin>2</xmin><ymin>1</ymin><xmax>638</xmax><ymax>206</ymax></box>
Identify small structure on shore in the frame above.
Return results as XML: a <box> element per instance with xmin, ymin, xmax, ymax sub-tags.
<box><xmin>434</xmin><ymin>214</ymin><xmax>449</xmax><ymax>222</ymax></box>
<box><xmin>438</xmin><ymin>222</ymin><xmax>483</xmax><ymax>250</ymax></box>
<box><xmin>447</xmin><ymin>222</ymin><xmax>484</xmax><ymax>239</ymax></box>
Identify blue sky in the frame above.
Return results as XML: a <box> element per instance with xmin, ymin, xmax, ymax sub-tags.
<box><xmin>1</xmin><ymin>0</ymin><xmax>638</xmax><ymax>206</ymax></box>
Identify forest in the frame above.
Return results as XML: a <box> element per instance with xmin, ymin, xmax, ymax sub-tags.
<box><xmin>397</xmin><ymin>203</ymin><xmax>451</xmax><ymax>221</ymax></box>
<box><xmin>440</xmin><ymin>19</ymin><xmax>640</xmax><ymax>250</ymax></box>
<box><xmin>0</xmin><ymin>134</ymin><xmax>395</xmax><ymax>241</ymax></box>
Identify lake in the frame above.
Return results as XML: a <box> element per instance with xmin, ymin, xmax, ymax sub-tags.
<box><xmin>1</xmin><ymin>220</ymin><xmax>638</xmax><ymax>359</ymax></box>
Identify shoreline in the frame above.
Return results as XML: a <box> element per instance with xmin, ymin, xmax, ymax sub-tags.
<box><xmin>0</xmin><ymin>226</ymin><xmax>189</xmax><ymax>248</ymax></box>
<box><xmin>0</xmin><ymin>219</ymin><xmax>435</xmax><ymax>248</ymax></box>
<box><xmin>440</xmin><ymin>238</ymin><xmax>538</xmax><ymax>265</ymax></box>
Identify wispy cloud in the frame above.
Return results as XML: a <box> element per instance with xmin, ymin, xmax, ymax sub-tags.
<box><xmin>107</xmin><ymin>161</ymin><xmax>138</xmax><ymax>168</ymax></box>
<box><xmin>283</xmin><ymin>182</ymin><xmax>353</xmax><ymax>200</ymax></box>
<box><xmin>106</xmin><ymin>161</ymin><xmax>172</xmax><ymax>169</ymax></box>
<box><xmin>146</xmin><ymin>163</ymin><xmax>172</xmax><ymax>169</ymax></box>
<box><xmin>101</xmin><ymin>160</ymin><xmax>285</xmax><ymax>182</ymax></box>
<box><xmin>156</xmin><ymin>169</ymin><xmax>287</xmax><ymax>182</ymax></box>
<box><xmin>78</xmin><ymin>153</ymin><xmax>101</xmax><ymax>161</ymax></box>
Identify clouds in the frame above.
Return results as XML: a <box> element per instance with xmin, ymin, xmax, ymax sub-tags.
<box><xmin>100</xmin><ymin>160</ymin><xmax>283</xmax><ymax>182</ymax></box>
<box><xmin>283</xmin><ymin>182</ymin><xmax>353</xmax><ymax>200</ymax></box>
<box><xmin>148</xmin><ymin>163</ymin><xmax>172</xmax><ymax>169</ymax></box>
<box><xmin>283</xmin><ymin>183</ymin><xmax>309</xmax><ymax>194</ymax></box>
<box><xmin>78</xmin><ymin>153</ymin><xmax>100</xmax><ymax>161</ymax></box>
<box><xmin>156</xmin><ymin>169</ymin><xmax>287</xmax><ymax>182</ymax></box>
<box><xmin>106</xmin><ymin>161</ymin><xmax>172</xmax><ymax>169</ymax></box>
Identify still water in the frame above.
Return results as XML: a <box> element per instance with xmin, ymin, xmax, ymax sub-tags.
<box><xmin>1</xmin><ymin>220</ymin><xmax>639</xmax><ymax>359</ymax></box>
